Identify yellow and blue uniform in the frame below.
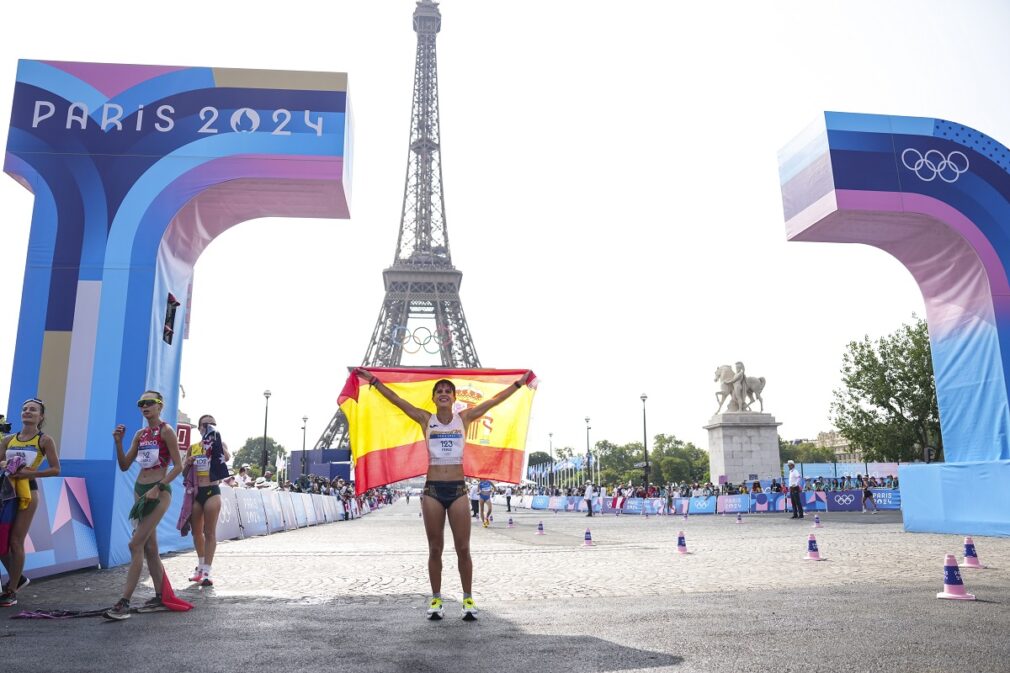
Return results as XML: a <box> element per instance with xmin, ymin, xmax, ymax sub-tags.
<box><xmin>5</xmin><ymin>432</ymin><xmax>46</xmax><ymax>510</ymax></box>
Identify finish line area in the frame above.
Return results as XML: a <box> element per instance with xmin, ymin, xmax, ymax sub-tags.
<box><xmin>4</xmin><ymin>500</ymin><xmax>1009</xmax><ymax>673</ymax></box>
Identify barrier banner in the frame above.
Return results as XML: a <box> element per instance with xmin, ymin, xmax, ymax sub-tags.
<box><xmin>621</xmin><ymin>498</ymin><xmax>643</xmax><ymax>514</ymax></box>
<box><xmin>235</xmin><ymin>487</ymin><xmax>268</xmax><ymax>537</ymax></box>
<box><xmin>717</xmin><ymin>494</ymin><xmax>750</xmax><ymax>513</ymax></box>
<box><xmin>530</xmin><ymin>495</ymin><xmax>550</xmax><ymax>510</ymax></box>
<box><xmin>825</xmin><ymin>490</ymin><xmax>860</xmax><ymax>512</ymax></box>
<box><xmin>547</xmin><ymin>496</ymin><xmax>566</xmax><ymax>511</ymax></box>
<box><xmin>751</xmin><ymin>492</ymin><xmax>787</xmax><ymax>512</ymax></box>
<box><xmin>261</xmin><ymin>490</ymin><xmax>285</xmax><ymax>533</ymax></box>
<box><xmin>335</xmin><ymin>499</ymin><xmax>346</xmax><ymax>520</ymax></box>
<box><xmin>276</xmin><ymin>491</ymin><xmax>298</xmax><ymax>530</ymax></box>
<box><xmin>688</xmin><ymin>496</ymin><xmax>716</xmax><ymax>514</ymax></box>
<box><xmin>670</xmin><ymin>498</ymin><xmax>689</xmax><ymax>515</ymax></box>
<box><xmin>311</xmin><ymin>494</ymin><xmax>327</xmax><ymax>524</ymax></box>
<box><xmin>216</xmin><ymin>486</ymin><xmax>242</xmax><ymax>541</ymax></box>
<box><xmin>2</xmin><ymin>477</ymin><xmax>100</xmax><ymax>582</ymax></box>
<box><xmin>303</xmin><ymin>495</ymin><xmax>319</xmax><ymax>525</ymax></box>
<box><xmin>291</xmin><ymin>493</ymin><xmax>309</xmax><ymax>527</ymax></box>
<box><xmin>871</xmin><ymin>488</ymin><xmax>901</xmax><ymax>510</ymax></box>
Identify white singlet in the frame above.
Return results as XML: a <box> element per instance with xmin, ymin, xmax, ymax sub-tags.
<box><xmin>426</xmin><ymin>413</ymin><xmax>465</xmax><ymax>465</ymax></box>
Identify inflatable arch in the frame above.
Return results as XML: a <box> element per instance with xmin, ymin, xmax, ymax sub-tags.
<box><xmin>780</xmin><ymin>112</ymin><xmax>1010</xmax><ymax>536</ymax></box>
<box><xmin>4</xmin><ymin>60</ymin><xmax>352</xmax><ymax>565</ymax></box>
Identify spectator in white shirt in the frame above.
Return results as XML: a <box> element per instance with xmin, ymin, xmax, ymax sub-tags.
<box><xmin>584</xmin><ymin>482</ymin><xmax>595</xmax><ymax>517</ymax></box>
<box><xmin>505</xmin><ymin>485</ymin><xmax>513</xmax><ymax>512</ymax></box>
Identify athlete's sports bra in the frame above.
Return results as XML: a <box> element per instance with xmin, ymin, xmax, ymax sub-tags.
<box><xmin>426</xmin><ymin>413</ymin><xmax>465</xmax><ymax>465</ymax></box>
<box><xmin>136</xmin><ymin>423</ymin><xmax>171</xmax><ymax>470</ymax></box>
<box><xmin>5</xmin><ymin>432</ymin><xmax>46</xmax><ymax>471</ymax></box>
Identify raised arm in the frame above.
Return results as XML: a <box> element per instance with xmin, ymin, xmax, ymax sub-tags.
<box><xmin>355</xmin><ymin>368</ymin><xmax>430</xmax><ymax>428</ymax></box>
<box><xmin>114</xmin><ymin>426</ymin><xmax>140</xmax><ymax>471</ymax></box>
<box><xmin>459</xmin><ymin>372</ymin><xmax>531</xmax><ymax>425</ymax></box>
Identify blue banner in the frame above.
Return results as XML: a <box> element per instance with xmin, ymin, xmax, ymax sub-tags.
<box><xmin>716</xmin><ymin>494</ymin><xmax>751</xmax><ymax>513</ymax></box>
<box><xmin>688</xmin><ymin>496</ymin><xmax>717</xmax><ymax>514</ymax></box>
<box><xmin>825</xmin><ymin>490</ymin><xmax>861</xmax><ymax>512</ymax></box>
<box><xmin>751</xmin><ymin>492</ymin><xmax>787</xmax><ymax>512</ymax></box>
<box><xmin>871</xmin><ymin>488</ymin><xmax>901</xmax><ymax>510</ymax></box>
<box><xmin>530</xmin><ymin>495</ymin><xmax>550</xmax><ymax>510</ymax></box>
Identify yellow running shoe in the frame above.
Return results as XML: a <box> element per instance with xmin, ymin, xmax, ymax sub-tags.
<box><xmin>482</xmin><ymin>519</ymin><xmax>489</xmax><ymax>528</ymax></box>
<box><xmin>426</xmin><ymin>597</ymin><xmax>444</xmax><ymax>620</ymax></box>
<box><xmin>462</xmin><ymin>596</ymin><xmax>478</xmax><ymax>621</ymax></box>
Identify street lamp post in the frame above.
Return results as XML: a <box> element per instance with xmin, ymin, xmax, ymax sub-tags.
<box><xmin>641</xmin><ymin>393</ymin><xmax>650</xmax><ymax>488</ymax></box>
<box><xmin>548</xmin><ymin>432</ymin><xmax>553</xmax><ymax>492</ymax></box>
<box><xmin>300</xmin><ymin>415</ymin><xmax>308</xmax><ymax>479</ymax></box>
<box><xmin>585</xmin><ymin>417</ymin><xmax>591</xmax><ymax>484</ymax></box>
<box><xmin>260</xmin><ymin>390</ymin><xmax>271</xmax><ymax>477</ymax></box>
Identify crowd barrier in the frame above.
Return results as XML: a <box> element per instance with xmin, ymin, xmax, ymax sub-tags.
<box><xmin>2</xmin><ymin>481</ymin><xmax>378</xmax><ymax>584</ymax></box>
<box><xmin>498</xmin><ymin>489</ymin><xmax>901</xmax><ymax>515</ymax></box>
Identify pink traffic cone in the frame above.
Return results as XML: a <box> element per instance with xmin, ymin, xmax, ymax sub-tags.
<box><xmin>536</xmin><ymin>521</ymin><xmax>545</xmax><ymax>535</ymax></box>
<box><xmin>507</xmin><ymin>517</ymin><xmax>514</xmax><ymax>529</ymax></box>
<box><xmin>582</xmin><ymin>528</ymin><xmax>595</xmax><ymax>547</ymax></box>
<box><xmin>812</xmin><ymin>514</ymin><xmax>823</xmax><ymax>529</ymax></box>
<box><xmin>804</xmin><ymin>534</ymin><xmax>825</xmax><ymax>561</ymax></box>
<box><xmin>677</xmin><ymin>531</ymin><xmax>689</xmax><ymax>555</ymax></box>
<box><xmin>960</xmin><ymin>537</ymin><xmax>987</xmax><ymax>569</ymax></box>
<box><xmin>937</xmin><ymin>554</ymin><xmax>975</xmax><ymax>600</ymax></box>
<box><xmin>736</xmin><ymin>513</ymin><xmax>743</xmax><ymax>524</ymax></box>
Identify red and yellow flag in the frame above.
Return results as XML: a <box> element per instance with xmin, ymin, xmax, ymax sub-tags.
<box><xmin>338</xmin><ymin>368</ymin><xmax>537</xmax><ymax>494</ymax></box>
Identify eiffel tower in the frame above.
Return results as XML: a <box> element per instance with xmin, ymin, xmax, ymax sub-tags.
<box><xmin>314</xmin><ymin>0</ymin><xmax>480</xmax><ymax>452</ymax></box>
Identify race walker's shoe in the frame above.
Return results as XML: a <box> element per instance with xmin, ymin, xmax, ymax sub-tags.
<box><xmin>103</xmin><ymin>598</ymin><xmax>131</xmax><ymax>621</ymax></box>
<box><xmin>482</xmin><ymin>519</ymin><xmax>489</xmax><ymax>528</ymax></box>
<box><xmin>462</xmin><ymin>597</ymin><xmax>478</xmax><ymax>621</ymax></box>
<box><xmin>426</xmin><ymin>597</ymin><xmax>444</xmax><ymax>620</ymax></box>
<box><xmin>0</xmin><ymin>591</ymin><xmax>17</xmax><ymax>608</ymax></box>
<box><xmin>189</xmin><ymin>567</ymin><xmax>203</xmax><ymax>583</ymax></box>
<box><xmin>200</xmin><ymin>571</ymin><xmax>214</xmax><ymax>587</ymax></box>
<box><xmin>136</xmin><ymin>595</ymin><xmax>169</xmax><ymax>613</ymax></box>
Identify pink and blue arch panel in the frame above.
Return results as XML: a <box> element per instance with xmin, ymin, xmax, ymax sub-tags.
<box><xmin>4</xmin><ymin>60</ymin><xmax>352</xmax><ymax>566</ymax></box>
<box><xmin>779</xmin><ymin>112</ymin><xmax>1010</xmax><ymax>536</ymax></box>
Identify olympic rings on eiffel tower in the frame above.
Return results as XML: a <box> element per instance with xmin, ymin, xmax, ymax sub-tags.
<box><xmin>385</xmin><ymin>325</ymin><xmax>453</xmax><ymax>355</ymax></box>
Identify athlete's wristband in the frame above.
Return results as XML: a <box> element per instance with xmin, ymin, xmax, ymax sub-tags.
<box><xmin>513</xmin><ymin>381</ymin><xmax>522</xmax><ymax>389</ymax></box>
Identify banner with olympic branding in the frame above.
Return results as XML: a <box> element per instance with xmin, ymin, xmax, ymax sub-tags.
<box><xmin>689</xmin><ymin>496</ymin><xmax>717</xmax><ymax>514</ymax></box>
<box><xmin>871</xmin><ymin>488</ymin><xmax>901</xmax><ymax>510</ymax></box>
<box><xmin>716</xmin><ymin>494</ymin><xmax>751</xmax><ymax>513</ymax></box>
<box><xmin>751</xmin><ymin>492</ymin><xmax>787</xmax><ymax>512</ymax></box>
<box><xmin>825</xmin><ymin>490</ymin><xmax>862</xmax><ymax>512</ymax></box>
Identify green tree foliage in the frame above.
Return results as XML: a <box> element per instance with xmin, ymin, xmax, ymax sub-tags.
<box><xmin>831</xmin><ymin>317</ymin><xmax>942</xmax><ymax>462</ymax></box>
<box><xmin>233</xmin><ymin>436</ymin><xmax>287</xmax><ymax>478</ymax></box>
<box><xmin>778</xmin><ymin>438</ymin><xmax>835</xmax><ymax>465</ymax></box>
<box><xmin>596</xmin><ymin>434</ymin><xmax>708</xmax><ymax>486</ymax></box>
<box><xmin>527</xmin><ymin>451</ymin><xmax>551</xmax><ymax>466</ymax></box>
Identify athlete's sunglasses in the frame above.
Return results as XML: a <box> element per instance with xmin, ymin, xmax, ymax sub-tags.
<box><xmin>137</xmin><ymin>399</ymin><xmax>163</xmax><ymax>408</ymax></box>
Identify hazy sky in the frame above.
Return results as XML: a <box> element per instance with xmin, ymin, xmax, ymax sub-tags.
<box><xmin>2</xmin><ymin>0</ymin><xmax>1009</xmax><ymax>462</ymax></box>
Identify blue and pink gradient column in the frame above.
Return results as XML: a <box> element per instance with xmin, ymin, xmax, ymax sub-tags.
<box><xmin>4</xmin><ymin>60</ymin><xmax>353</xmax><ymax>564</ymax></box>
<box><xmin>780</xmin><ymin>112</ymin><xmax>1010</xmax><ymax>535</ymax></box>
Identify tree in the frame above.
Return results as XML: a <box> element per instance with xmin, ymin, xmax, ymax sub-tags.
<box><xmin>831</xmin><ymin>317</ymin><xmax>941</xmax><ymax>462</ymax></box>
<box><xmin>778</xmin><ymin>438</ymin><xmax>834</xmax><ymax>465</ymax></box>
<box><xmin>527</xmin><ymin>451</ymin><xmax>551</xmax><ymax>466</ymax></box>
<box><xmin>233</xmin><ymin>436</ymin><xmax>287</xmax><ymax>478</ymax></box>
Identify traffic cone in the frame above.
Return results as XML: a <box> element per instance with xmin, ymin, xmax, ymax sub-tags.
<box><xmin>804</xmin><ymin>534</ymin><xmax>825</xmax><ymax>561</ymax></box>
<box><xmin>960</xmin><ymin>537</ymin><xmax>987</xmax><ymax>569</ymax></box>
<box><xmin>677</xmin><ymin>531</ymin><xmax>689</xmax><ymax>555</ymax></box>
<box><xmin>536</xmin><ymin>521</ymin><xmax>545</xmax><ymax>535</ymax></box>
<box><xmin>582</xmin><ymin>529</ymin><xmax>595</xmax><ymax>547</ymax></box>
<box><xmin>507</xmin><ymin>517</ymin><xmax>514</xmax><ymax>529</ymax></box>
<box><xmin>812</xmin><ymin>514</ymin><xmax>823</xmax><ymax>529</ymax></box>
<box><xmin>937</xmin><ymin>554</ymin><xmax>975</xmax><ymax>600</ymax></box>
<box><xmin>736</xmin><ymin>513</ymin><xmax>743</xmax><ymax>524</ymax></box>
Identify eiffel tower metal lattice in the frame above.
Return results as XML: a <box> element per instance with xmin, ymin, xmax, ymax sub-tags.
<box><xmin>314</xmin><ymin>0</ymin><xmax>480</xmax><ymax>452</ymax></box>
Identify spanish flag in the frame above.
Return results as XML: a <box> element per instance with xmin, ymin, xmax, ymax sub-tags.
<box><xmin>338</xmin><ymin>368</ymin><xmax>537</xmax><ymax>494</ymax></box>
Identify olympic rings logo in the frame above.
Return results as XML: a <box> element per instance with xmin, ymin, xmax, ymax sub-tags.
<box><xmin>833</xmin><ymin>494</ymin><xmax>855</xmax><ymax>505</ymax></box>
<box><xmin>384</xmin><ymin>325</ymin><xmax>452</xmax><ymax>355</ymax></box>
<box><xmin>901</xmin><ymin>148</ymin><xmax>969</xmax><ymax>183</ymax></box>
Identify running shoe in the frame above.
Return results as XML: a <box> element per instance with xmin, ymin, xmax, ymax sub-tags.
<box><xmin>461</xmin><ymin>597</ymin><xmax>478</xmax><ymax>621</ymax></box>
<box><xmin>136</xmin><ymin>595</ymin><xmax>168</xmax><ymax>613</ymax></box>
<box><xmin>103</xmin><ymin>598</ymin><xmax>131</xmax><ymax>621</ymax></box>
<box><xmin>200</xmin><ymin>572</ymin><xmax>214</xmax><ymax>587</ymax></box>
<box><xmin>426</xmin><ymin>597</ymin><xmax>444</xmax><ymax>620</ymax></box>
<box><xmin>482</xmin><ymin>519</ymin><xmax>489</xmax><ymax>528</ymax></box>
<box><xmin>189</xmin><ymin>566</ymin><xmax>203</xmax><ymax>582</ymax></box>
<box><xmin>0</xmin><ymin>591</ymin><xmax>16</xmax><ymax>608</ymax></box>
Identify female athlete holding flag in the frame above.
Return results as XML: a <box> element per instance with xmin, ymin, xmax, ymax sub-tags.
<box><xmin>356</xmin><ymin>369</ymin><xmax>528</xmax><ymax>621</ymax></box>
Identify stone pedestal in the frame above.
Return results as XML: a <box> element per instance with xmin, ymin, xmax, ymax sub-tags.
<box><xmin>704</xmin><ymin>412</ymin><xmax>782</xmax><ymax>485</ymax></box>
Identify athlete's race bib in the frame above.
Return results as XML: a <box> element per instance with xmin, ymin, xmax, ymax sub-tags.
<box><xmin>137</xmin><ymin>442</ymin><xmax>161</xmax><ymax>469</ymax></box>
<box><xmin>194</xmin><ymin>455</ymin><xmax>210</xmax><ymax>474</ymax></box>
<box><xmin>5</xmin><ymin>448</ymin><xmax>38</xmax><ymax>466</ymax></box>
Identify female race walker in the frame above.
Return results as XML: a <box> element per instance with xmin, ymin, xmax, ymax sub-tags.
<box><xmin>184</xmin><ymin>414</ymin><xmax>230</xmax><ymax>586</ymax></box>
<box><xmin>0</xmin><ymin>398</ymin><xmax>60</xmax><ymax>607</ymax></box>
<box><xmin>104</xmin><ymin>390</ymin><xmax>183</xmax><ymax>620</ymax></box>
<box><xmin>357</xmin><ymin>369</ymin><xmax>528</xmax><ymax>621</ymax></box>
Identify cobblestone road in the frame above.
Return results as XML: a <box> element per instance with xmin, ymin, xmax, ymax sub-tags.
<box><xmin>5</xmin><ymin>500</ymin><xmax>1010</xmax><ymax>673</ymax></box>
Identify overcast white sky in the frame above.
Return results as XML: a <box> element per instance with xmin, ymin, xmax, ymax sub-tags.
<box><xmin>2</xmin><ymin>0</ymin><xmax>1009</xmax><ymax>460</ymax></box>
